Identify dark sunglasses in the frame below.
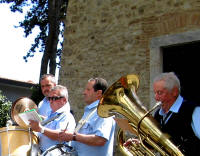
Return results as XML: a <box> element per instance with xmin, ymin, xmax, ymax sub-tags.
<box><xmin>47</xmin><ymin>96</ymin><xmax>64</xmax><ymax>101</ymax></box>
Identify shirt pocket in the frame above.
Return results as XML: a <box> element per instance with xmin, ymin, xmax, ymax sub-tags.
<box><xmin>81</xmin><ymin>122</ymin><xmax>93</xmax><ymax>133</ymax></box>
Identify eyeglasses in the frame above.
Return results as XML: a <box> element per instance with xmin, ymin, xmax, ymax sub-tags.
<box><xmin>47</xmin><ymin>96</ymin><xmax>64</xmax><ymax>101</ymax></box>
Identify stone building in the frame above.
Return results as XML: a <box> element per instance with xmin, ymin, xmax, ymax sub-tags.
<box><xmin>59</xmin><ymin>0</ymin><xmax>200</xmax><ymax>155</ymax></box>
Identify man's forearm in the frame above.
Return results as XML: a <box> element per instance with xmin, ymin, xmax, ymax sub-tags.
<box><xmin>75</xmin><ymin>133</ymin><xmax>107</xmax><ymax>146</ymax></box>
<box><xmin>42</xmin><ymin>127</ymin><xmax>60</xmax><ymax>140</ymax></box>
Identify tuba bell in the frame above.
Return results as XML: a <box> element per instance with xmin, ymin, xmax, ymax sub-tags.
<box><xmin>97</xmin><ymin>74</ymin><xmax>184</xmax><ymax>156</ymax></box>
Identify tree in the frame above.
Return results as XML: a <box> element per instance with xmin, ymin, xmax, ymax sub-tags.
<box><xmin>0</xmin><ymin>90</ymin><xmax>12</xmax><ymax>127</ymax></box>
<box><xmin>30</xmin><ymin>83</ymin><xmax>44</xmax><ymax>105</ymax></box>
<box><xmin>0</xmin><ymin>0</ymin><xmax>68</xmax><ymax>80</ymax></box>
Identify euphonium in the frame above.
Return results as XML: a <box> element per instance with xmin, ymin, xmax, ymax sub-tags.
<box><xmin>97</xmin><ymin>74</ymin><xmax>184</xmax><ymax>156</ymax></box>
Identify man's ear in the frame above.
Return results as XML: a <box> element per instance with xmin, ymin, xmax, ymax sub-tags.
<box><xmin>97</xmin><ymin>90</ymin><xmax>103</xmax><ymax>96</ymax></box>
<box><xmin>172</xmin><ymin>87</ymin><xmax>179</xmax><ymax>97</ymax></box>
<box><xmin>63</xmin><ymin>97</ymin><xmax>67</xmax><ymax>103</ymax></box>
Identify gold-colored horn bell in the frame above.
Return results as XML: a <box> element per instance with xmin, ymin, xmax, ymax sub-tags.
<box><xmin>97</xmin><ymin>74</ymin><xmax>184</xmax><ymax>156</ymax></box>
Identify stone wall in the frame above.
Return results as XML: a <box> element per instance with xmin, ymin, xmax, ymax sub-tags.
<box><xmin>59</xmin><ymin>0</ymin><xmax>200</xmax><ymax>155</ymax></box>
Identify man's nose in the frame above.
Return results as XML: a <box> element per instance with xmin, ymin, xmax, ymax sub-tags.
<box><xmin>154</xmin><ymin>94</ymin><xmax>159</xmax><ymax>100</ymax></box>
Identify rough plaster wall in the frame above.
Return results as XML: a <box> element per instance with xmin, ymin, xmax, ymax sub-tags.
<box><xmin>59</xmin><ymin>0</ymin><xmax>200</xmax><ymax>155</ymax></box>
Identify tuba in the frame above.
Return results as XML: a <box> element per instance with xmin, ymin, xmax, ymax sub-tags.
<box><xmin>97</xmin><ymin>74</ymin><xmax>184</xmax><ymax>156</ymax></box>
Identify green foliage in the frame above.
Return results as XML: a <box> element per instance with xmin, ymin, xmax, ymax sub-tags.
<box><xmin>0</xmin><ymin>90</ymin><xmax>12</xmax><ymax>127</ymax></box>
<box><xmin>30</xmin><ymin>84</ymin><xmax>44</xmax><ymax>105</ymax></box>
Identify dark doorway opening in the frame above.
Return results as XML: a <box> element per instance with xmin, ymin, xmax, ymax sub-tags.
<box><xmin>162</xmin><ymin>41</ymin><xmax>200</xmax><ymax>103</ymax></box>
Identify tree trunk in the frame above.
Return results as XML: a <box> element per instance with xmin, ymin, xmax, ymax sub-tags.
<box><xmin>39</xmin><ymin>0</ymin><xmax>62</xmax><ymax>79</ymax></box>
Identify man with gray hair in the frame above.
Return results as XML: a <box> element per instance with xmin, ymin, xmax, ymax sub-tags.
<box><xmin>153</xmin><ymin>72</ymin><xmax>200</xmax><ymax>155</ymax></box>
<box><xmin>29</xmin><ymin>85</ymin><xmax>76</xmax><ymax>154</ymax></box>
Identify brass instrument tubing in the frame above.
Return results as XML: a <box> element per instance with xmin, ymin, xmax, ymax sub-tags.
<box><xmin>136</xmin><ymin>102</ymin><xmax>162</xmax><ymax>156</ymax></box>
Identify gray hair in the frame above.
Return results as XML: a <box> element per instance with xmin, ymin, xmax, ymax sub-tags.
<box><xmin>51</xmin><ymin>85</ymin><xmax>68</xmax><ymax>99</ymax></box>
<box><xmin>153</xmin><ymin>72</ymin><xmax>181</xmax><ymax>93</ymax></box>
<box><xmin>40</xmin><ymin>74</ymin><xmax>57</xmax><ymax>84</ymax></box>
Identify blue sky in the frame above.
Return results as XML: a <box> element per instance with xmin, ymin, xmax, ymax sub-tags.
<box><xmin>0</xmin><ymin>3</ymin><xmax>43</xmax><ymax>83</ymax></box>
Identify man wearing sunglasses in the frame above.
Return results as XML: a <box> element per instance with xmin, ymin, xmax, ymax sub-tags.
<box><xmin>29</xmin><ymin>85</ymin><xmax>76</xmax><ymax>154</ymax></box>
<box><xmin>59</xmin><ymin>78</ymin><xmax>116</xmax><ymax>156</ymax></box>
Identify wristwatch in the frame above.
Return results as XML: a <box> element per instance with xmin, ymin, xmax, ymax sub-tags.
<box><xmin>72</xmin><ymin>132</ymin><xmax>77</xmax><ymax>141</ymax></box>
<box><xmin>40</xmin><ymin>127</ymin><xmax>45</xmax><ymax>134</ymax></box>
